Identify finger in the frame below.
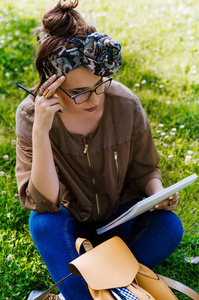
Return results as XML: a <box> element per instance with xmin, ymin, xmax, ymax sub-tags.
<box><xmin>164</xmin><ymin>199</ymin><xmax>179</xmax><ymax>211</ymax></box>
<box><xmin>42</xmin><ymin>97</ymin><xmax>63</xmax><ymax>113</ymax></box>
<box><xmin>46</xmin><ymin>75</ymin><xmax>65</xmax><ymax>95</ymax></box>
<box><xmin>37</xmin><ymin>79</ymin><xmax>54</xmax><ymax>97</ymax></box>
<box><xmin>42</xmin><ymin>75</ymin><xmax>65</xmax><ymax>99</ymax></box>
<box><xmin>43</xmin><ymin>88</ymin><xmax>53</xmax><ymax>99</ymax></box>
<box><xmin>42</xmin><ymin>74</ymin><xmax>57</xmax><ymax>97</ymax></box>
<box><xmin>47</xmin><ymin>103</ymin><xmax>63</xmax><ymax>114</ymax></box>
<box><xmin>168</xmin><ymin>193</ymin><xmax>180</xmax><ymax>206</ymax></box>
<box><xmin>37</xmin><ymin>97</ymin><xmax>61</xmax><ymax>107</ymax></box>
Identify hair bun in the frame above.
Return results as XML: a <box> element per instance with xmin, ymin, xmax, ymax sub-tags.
<box><xmin>61</xmin><ymin>0</ymin><xmax>78</xmax><ymax>10</ymax></box>
<box><xmin>42</xmin><ymin>0</ymin><xmax>80</xmax><ymax>37</ymax></box>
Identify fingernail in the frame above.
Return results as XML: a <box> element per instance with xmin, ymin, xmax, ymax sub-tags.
<box><xmin>155</xmin><ymin>205</ymin><xmax>159</xmax><ymax>209</ymax></box>
<box><xmin>169</xmin><ymin>196</ymin><xmax>173</xmax><ymax>200</ymax></box>
<box><xmin>60</xmin><ymin>75</ymin><xmax>65</xmax><ymax>80</ymax></box>
<box><xmin>52</xmin><ymin>74</ymin><xmax>56</xmax><ymax>78</ymax></box>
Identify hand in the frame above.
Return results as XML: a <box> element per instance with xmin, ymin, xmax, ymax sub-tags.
<box><xmin>150</xmin><ymin>192</ymin><xmax>180</xmax><ymax>212</ymax></box>
<box><xmin>33</xmin><ymin>75</ymin><xmax>65</xmax><ymax>133</ymax></box>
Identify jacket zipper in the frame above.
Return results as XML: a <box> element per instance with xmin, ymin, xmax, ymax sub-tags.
<box><xmin>83</xmin><ymin>140</ymin><xmax>100</xmax><ymax>215</ymax></box>
<box><xmin>114</xmin><ymin>150</ymin><xmax>119</xmax><ymax>188</ymax></box>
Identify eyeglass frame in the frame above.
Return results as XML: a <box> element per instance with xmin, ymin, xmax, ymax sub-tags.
<box><xmin>58</xmin><ymin>77</ymin><xmax>112</xmax><ymax>104</ymax></box>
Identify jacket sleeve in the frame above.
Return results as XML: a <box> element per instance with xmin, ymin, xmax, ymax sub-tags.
<box><xmin>15</xmin><ymin>99</ymin><xmax>64</xmax><ymax>212</ymax></box>
<box><xmin>125</xmin><ymin>97</ymin><xmax>162</xmax><ymax>196</ymax></box>
<box><xmin>16</xmin><ymin>137</ymin><xmax>66</xmax><ymax>212</ymax></box>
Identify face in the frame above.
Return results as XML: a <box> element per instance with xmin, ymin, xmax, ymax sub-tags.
<box><xmin>57</xmin><ymin>66</ymin><xmax>105</xmax><ymax>115</ymax></box>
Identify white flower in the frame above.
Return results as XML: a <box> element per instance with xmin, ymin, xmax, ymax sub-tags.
<box><xmin>7</xmin><ymin>213</ymin><xmax>11</xmax><ymax>218</ymax></box>
<box><xmin>0</xmin><ymin>171</ymin><xmax>5</xmax><ymax>176</ymax></box>
<box><xmin>141</xmin><ymin>80</ymin><xmax>146</xmax><ymax>84</ymax></box>
<box><xmin>180</xmin><ymin>125</ymin><xmax>185</xmax><ymax>128</ymax></box>
<box><xmin>159</xmin><ymin>85</ymin><xmax>164</xmax><ymax>88</ymax></box>
<box><xmin>185</xmin><ymin>155</ymin><xmax>191</xmax><ymax>164</ymax></box>
<box><xmin>170</xmin><ymin>132</ymin><xmax>175</xmax><ymax>135</ymax></box>
<box><xmin>5</xmin><ymin>72</ymin><xmax>10</xmax><ymax>77</ymax></box>
<box><xmin>134</xmin><ymin>83</ymin><xmax>140</xmax><ymax>87</ymax></box>
<box><xmin>3</xmin><ymin>154</ymin><xmax>9</xmax><ymax>160</ymax></box>
<box><xmin>187</xmin><ymin>150</ymin><xmax>193</xmax><ymax>155</ymax></box>
<box><xmin>167</xmin><ymin>22</ymin><xmax>172</xmax><ymax>28</ymax></box>
<box><xmin>161</xmin><ymin>132</ymin><xmax>166</xmax><ymax>136</ymax></box>
<box><xmin>2</xmin><ymin>191</ymin><xmax>6</xmax><ymax>194</ymax></box>
<box><xmin>168</xmin><ymin>155</ymin><xmax>174</xmax><ymax>158</ymax></box>
<box><xmin>159</xmin><ymin>123</ymin><xmax>164</xmax><ymax>127</ymax></box>
<box><xmin>164</xmin><ymin>135</ymin><xmax>169</xmax><ymax>139</ymax></box>
<box><xmin>171</xmin><ymin>128</ymin><xmax>177</xmax><ymax>131</ymax></box>
<box><xmin>7</xmin><ymin>254</ymin><xmax>13</xmax><ymax>261</ymax></box>
<box><xmin>166</xmin><ymin>100</ymin><xmax>171</xmax><ymax>104</ymax></box>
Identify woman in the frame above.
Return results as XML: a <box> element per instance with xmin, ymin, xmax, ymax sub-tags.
<box><xmin>16</xmin><ymin>1</ymin><xmax>183</xmax><ymax>299</ymax></box>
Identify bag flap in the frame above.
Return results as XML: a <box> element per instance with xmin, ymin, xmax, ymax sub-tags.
<box><xmin>68</xmin><ymin>236</ymin><xmax>139</xmax><ymax>290</ymax></box>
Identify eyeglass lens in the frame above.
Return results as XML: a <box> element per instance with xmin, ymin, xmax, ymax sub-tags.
<box><xmin>75</xmin><ymin>79</ymin><xmax>112</xmax><ymax>104</ymax></box>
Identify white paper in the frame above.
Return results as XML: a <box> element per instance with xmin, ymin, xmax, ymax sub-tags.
<box><xmin>96</xmin><ymin>174</ymin><xmax>197</xmax><ymax>235</ymax></box>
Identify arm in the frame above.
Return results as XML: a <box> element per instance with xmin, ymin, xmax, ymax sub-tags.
<box><xmin>30</xmin><ymin>75</ymin><xmax>65</xmax><ymax>205</ymax></box>
<box><xmin>16</xmin><ymin>75</ymin><xmax>66</xmax><ymax>211</ymax></box>
<box><xmin>145</xmin><ymin>177</ymin><xmax>163</xmax><ymax>195</ymax></box>
<box><xmin>31</xmin><ymin>127</ymin><xmax>59</xmax><ymax>205</ymax></box>
<box><xmin>125</xmin><ymin>97</ymin><xmax>178</xmax><ymax>211</ymax></box>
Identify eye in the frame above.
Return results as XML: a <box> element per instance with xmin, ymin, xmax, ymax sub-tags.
<box><xmin>71</xmin><ymin>88</ymin><xmax>87</xmax><ymax>94</ymax></box>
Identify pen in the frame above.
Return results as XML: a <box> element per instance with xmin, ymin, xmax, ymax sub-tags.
<box><xmin>17</xmin><ymin>83</ymin><xmax>63</xmax><ymax>113</ymax></box>
<box><xmin>17</xmin><ymin>84</ymin><xmax>36</xmax><ymax>97</ymax></box>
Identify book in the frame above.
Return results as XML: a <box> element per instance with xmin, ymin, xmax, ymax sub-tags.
<box><xmin>96</xmin><ymin>174</ymin><xmax>197</xmax><ymax>235</ymax></box>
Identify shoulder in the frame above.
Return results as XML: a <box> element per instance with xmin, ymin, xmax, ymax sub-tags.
<box><xmin>106</xmin><ymin>80</ymin><xmax>148</xmax><ymax>134</ymax></box>
<box><xmin>16</xmin><ymin>95</ymin><xmax>35</xmax><ymax>142</ymax></box>
<box><xmin>107</xmin><ymin>80</ymin><xmax>138</xmax><ymax>100</ymax></box>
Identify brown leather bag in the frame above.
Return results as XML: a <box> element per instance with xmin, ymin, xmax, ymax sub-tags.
<box><xmin>68</xmin><ymin>236</ymin><xmax>199</xmax><ymax>300</ymax></box>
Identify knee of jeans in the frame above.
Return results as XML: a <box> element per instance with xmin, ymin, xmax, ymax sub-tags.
<box><xmin>29</xmin><ymin>208</ymin><xmax>69</xmax><ymax>239</ymax></box>
<box><xmin>159</xmin><ymin>211</ymin><xmax>183</xmax><ymax>245</ymax></box>
<box><xmin>29</xmin><ymin>211</ymin><xmax>54</xmax><ymax>238</ymax></box>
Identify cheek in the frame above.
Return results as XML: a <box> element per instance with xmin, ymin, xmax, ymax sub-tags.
<box><xmin>59</xmin><ymin>94</ymin><xmax>73</xmax><ymax>106</ymax></box>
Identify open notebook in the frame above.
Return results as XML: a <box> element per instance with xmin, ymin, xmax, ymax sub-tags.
<box><xmin>96</xmin><ymin>174</ymin><xmax>197</xmax><ymax>235</ymax></box>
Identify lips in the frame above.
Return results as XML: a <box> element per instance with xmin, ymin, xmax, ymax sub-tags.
<box><xmin>85</xmin><ymin>106</ymin><xmax>97</xmax><ymax>112</ymax></box>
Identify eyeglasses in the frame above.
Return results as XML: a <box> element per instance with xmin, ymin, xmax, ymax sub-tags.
<box><xmin>59</xmin><ymin>77</ymin><xmax>112</xmax><ymax>104</ymax></box>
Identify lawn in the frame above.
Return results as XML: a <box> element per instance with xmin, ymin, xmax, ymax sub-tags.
<box><xmin>0</xmin><ymin>0</ymin><xmax>198</xmax><ymax>299</ymax></box>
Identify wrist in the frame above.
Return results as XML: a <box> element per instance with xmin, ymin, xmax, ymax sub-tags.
<box><xmin>32</xmin><ymin>124</ymin><xmax>50</xmax><ymax>138</ymax></box>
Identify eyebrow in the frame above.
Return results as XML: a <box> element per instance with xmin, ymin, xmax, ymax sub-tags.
<box><xmin>68</xmin><ymin>77</ymin><xmax>103</xmax><ymax>93</ymax></box>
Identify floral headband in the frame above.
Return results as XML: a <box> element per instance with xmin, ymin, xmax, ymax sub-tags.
<box><xmin>43</xmin><ymin>32</ymin><xmax>123</xmax><ymax>78</ymax></box>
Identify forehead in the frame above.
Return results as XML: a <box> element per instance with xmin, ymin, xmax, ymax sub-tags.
<box><xmin>62</xmin><ymin>66</ymin><xmax>101</xmax><ymax>89</ymax></box>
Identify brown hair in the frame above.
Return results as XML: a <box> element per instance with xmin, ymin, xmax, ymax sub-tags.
<box><xmin>34</xmin><ymin>0</ymin><xmax>96</xmax><ymax>92</ymax></box>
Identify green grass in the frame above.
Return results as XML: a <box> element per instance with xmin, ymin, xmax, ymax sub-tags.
<box><xmin>0</xmin><ymin>0</ymin><xmax>198</xmax><ymax>299</ymax></box>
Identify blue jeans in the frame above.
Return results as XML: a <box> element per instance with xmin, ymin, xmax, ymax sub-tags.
<box><xmin>29</xmin><ymin>202</ymin><xmax>183</xmax><ymax>300</ymax></box>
